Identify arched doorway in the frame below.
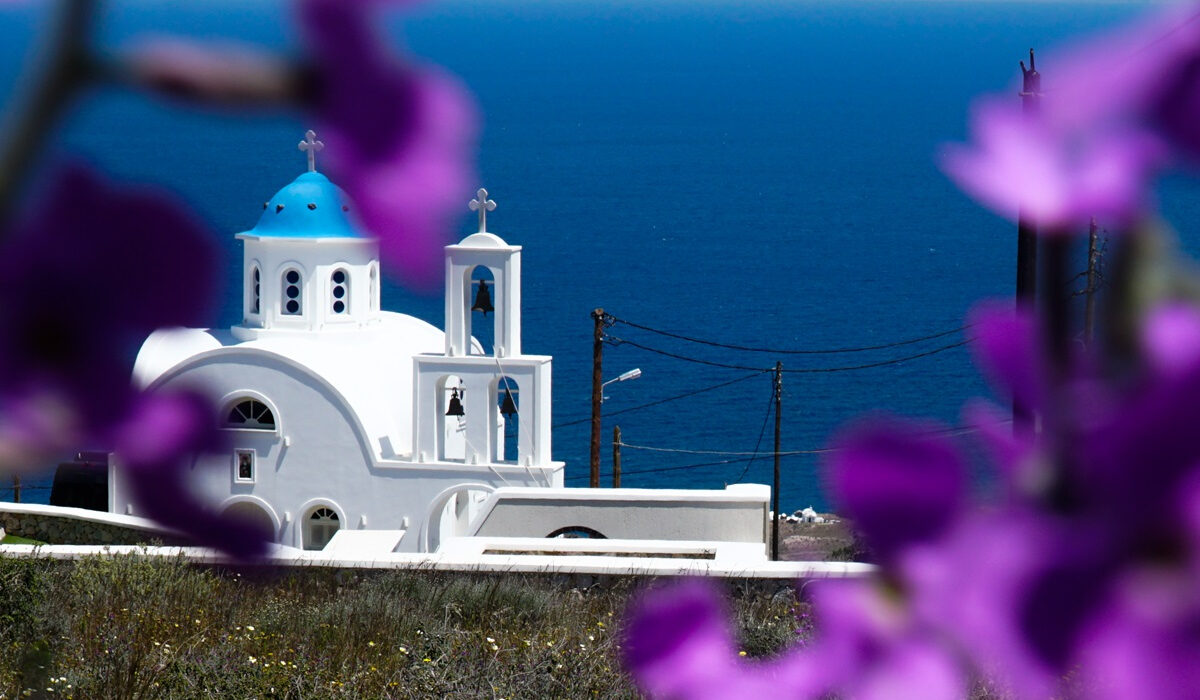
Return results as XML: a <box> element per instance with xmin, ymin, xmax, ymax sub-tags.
<box><xmin>221</xmin><ymin>501</ymin><xmax>277</xmax><ymax>541</ymax></box>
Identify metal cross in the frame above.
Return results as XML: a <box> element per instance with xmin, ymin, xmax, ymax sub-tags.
<box><xmin>298</xmin><ymin>130</ymin><xmax>324</xmax><ymax>172</ymax></box>
<box><xmin>468</xmin><ymin>188</ymin><xmax>496</xmax><ymax>232</ymax></box>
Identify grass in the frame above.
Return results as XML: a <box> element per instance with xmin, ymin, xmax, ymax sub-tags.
<box><xmin>0</xmin><ymin>534</ymin><xmax>45</xmax><ymax>545</ymax></box>
<box><xmin>0</xmin><ymin>555</ymin><xmax>809</xmax><ymax>698</ymax></box>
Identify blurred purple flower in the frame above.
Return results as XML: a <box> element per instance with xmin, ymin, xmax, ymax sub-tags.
<box><xmin>825</xmin><ymin>416</ymin><xmax>966</xmax><ymax>565</ymax></box>
<box><xmin>1045</xmin><ymin>3</ymin><xmax>1200</xmax><ymax>161</ymax></box>
<box><xmin>625</xmin><ymin>297</ymin><xmax>1200</xmax><ymax>698</ymax></box>
<box><xmin>298</xmin><ymin>0</ymin><xmax>478</xmax><ymax>290</ymax></box>
<box><xmin>116</xmin><ymin>391</ymin><xmax>269</xmax><ymax>560</ymax></box>
<box><xmin>0</xmin><ymin>165</ymin><xmax>267</xmax><ymax>558</ymax></box>
<box><xmin>940</xmin><ymin>98</ymin><xmax>1163</xmax><ymax>231</ymax></box>
<box><xmin>0</xmin><ymin>165</ymin><xmax>216</xmax><ymax>464</ymax></box>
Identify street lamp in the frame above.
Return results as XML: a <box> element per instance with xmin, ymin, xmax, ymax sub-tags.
<box><xmin>601</xmin><ymin>368</ymin><xmax>641</xmax><ymax>402</ymax></box>
<box><xmin>590</xmin><ymin>366</ymin><xmax>642</xmax><ymax>487</ymax></box>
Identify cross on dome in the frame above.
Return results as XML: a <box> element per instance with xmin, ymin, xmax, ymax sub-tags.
<box><xmin>468</xmin><ymin>188</ymin><xmax>496</xmax><ymax>233</ymax></box>
<box><xmin>298</xmin><ymin>130</ymin><xmax>324</xmax><ymax>172</ymax></box>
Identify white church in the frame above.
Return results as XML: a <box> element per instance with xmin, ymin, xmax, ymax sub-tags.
<box><xmin>109</xmin><ymin>133</ymin><xmax>775</xmax><ymax>560</ymax></box>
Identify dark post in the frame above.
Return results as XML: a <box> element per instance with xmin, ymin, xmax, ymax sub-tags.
<box><xmin>11</xmin><ymin>475</ymin><xmax>18</xmax><ymax>503</ymax></box>
<box><xmin>1015</xmin><ymin>49</ymin><xmax>1042</xmax><ymax>429</ymax></box>
<box><xmin>1084</xmin><ymin>217</ymin><xmax>1099</xmax><ymax>345</ymax></box>
<box><xmin>771</xmin><ymin>362</ymin><xmax>782</xmax><ymax>561</ymax></box>
<box><xmin>589</xmin><ymin>308</ymin><xmax>605</xmax><ymax>488</ymax></box>
<box><xmin>612</xmin><ymin>425</ymin><xmax>622</xmax><ymax>488</ymax></box>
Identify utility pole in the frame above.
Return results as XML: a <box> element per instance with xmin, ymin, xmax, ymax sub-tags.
<box><xmin>1084</xmin><ymin>217</ymin><xmax>1100</xmax><ymax>345</ymax></box>
<box><xmin>612</xmin><ymin>425</ymin><xmax>622</xmax><ymax>488</ymax></box>
<box><xmin>589</xmin><ymin>308</ymin><xmax>605</xmax><ymax>488</ymax></box>
<box><xmin>1015</xmin><ymin>49</ymin><xmax>1042</xmax><ymax>428</ymax></box>
<box><xmin>11</xmin><ymin>475</ymin><xmax>18</xmax><ymax>503</ymax></box>
<box><xmin>771</xmin><ymin>361</ymin><xmax>782</xmax><ymax>562</ymax></box>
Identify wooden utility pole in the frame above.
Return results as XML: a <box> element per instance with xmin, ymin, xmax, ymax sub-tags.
<box><xmin>771</xmin><ymin>362</ymin><xmax>782</xmax><ymax>561</ymax></box>
<box><xmin>11</xmin><ymin>475</ymin><xmax>18</xmax><ymax>503</ymax></box>
<box><xmin>1084</xmin><ymin>217</ymin><xmax>1100</xmax><ymax>344</ymax></box>
<box><xmin>612</xmin><ymin>426</ymin><xmax>622</xmax><ymax>488</ymax></box>
<box><xmin>589</xmin><ymin>308</ymin><xmax>605</xmax><ymax>488</ymax></box>
<box><xmin>1015</xmin><ymin>49</ymin><xmax>1042</xmax><ymax>429</ymax></box>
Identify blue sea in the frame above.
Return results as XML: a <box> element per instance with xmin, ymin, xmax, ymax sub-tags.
<box><xmin>1</xmin><ymin>0</ymin><xmax>1193</xmax><ymax>512</ymax></box>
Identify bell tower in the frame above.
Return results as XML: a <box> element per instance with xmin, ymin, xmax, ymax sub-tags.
<box><xmin>444</xmin><ymin>188</ymin><xmax>522</xmax><ymax>358</ymax></box>
<box><xmin>411</xmin><ymin>189</ymin><xmax>555</xmax><ymax>474</ymax></box>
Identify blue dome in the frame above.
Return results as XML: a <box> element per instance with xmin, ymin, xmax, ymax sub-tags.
<box><xmin>243</xmin><ymin>172</ymin><xmax>362</xmax><ymax>239</ymax></box>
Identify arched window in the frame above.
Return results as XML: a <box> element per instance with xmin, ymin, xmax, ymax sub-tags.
<box><xmin>331</xmin><ymin>268</ymin><xmax>349</xmax><ymax>315</ymax></box>
<box><xmin>282</xmin><ymin>269</ymin><xmax>302</xmax><ymax>315</ymax></box>
<box><xmin>304</xmin><ymin>507</ymin><xmax>340</xmax><ymax>550</ymax></box>
<box><xmin>226</xmin><ymin>399</ymin><xmax>275</xmax><ymax>430</ymax></box>
<box><xmin>250</xmin><ymin>265</ymin><xmax>261</xmax><ymax>315</ymax></box>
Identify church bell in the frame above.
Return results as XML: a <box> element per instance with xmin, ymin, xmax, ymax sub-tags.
<box><xmin>471</xmin><ymin>279</ymin><xmax>494</xmax><ymax>316</ymax></box>
<box><xmin>446</xmin><ymin>387</ymin><xmax>465</xmax><ymax>416</ymax></box>
<box><xmin>499</xmin><ymin>386</ymin><xmax>518</xmax><ymax>418</ymax></box>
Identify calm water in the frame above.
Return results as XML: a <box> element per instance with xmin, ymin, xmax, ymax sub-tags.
<box><xmin>1</xmin><ymin>0</ymin><xmax>1192</xmax><ymax>511</ymax></box>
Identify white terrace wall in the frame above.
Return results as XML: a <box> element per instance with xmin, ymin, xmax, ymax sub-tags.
<box><xmin>467</xmin><ymin>485</ymin><xmax>771</xmax><ymax>544</ymax></box>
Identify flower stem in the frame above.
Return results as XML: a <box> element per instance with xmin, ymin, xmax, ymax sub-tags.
<box><xmin>0</xmin><ymin>0</ymin><xmax>98</xmax><ymax>226</ymax></box>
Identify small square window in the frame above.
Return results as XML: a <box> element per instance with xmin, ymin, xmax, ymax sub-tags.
<box><xmin>235</xmin><ymin>450</ymin><xmax>255</xmax><ymax>482</ymax></box>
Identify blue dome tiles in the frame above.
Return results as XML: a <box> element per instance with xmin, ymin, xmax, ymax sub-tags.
<box><xmin>243</xmin><ymin>172</ymin><xmax>363</xmax><ymax>239</ymax></box>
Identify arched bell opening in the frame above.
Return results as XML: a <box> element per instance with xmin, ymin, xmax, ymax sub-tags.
<box><xmin>435</xmin><ymin>374</ymin><xmax>467</xmax><ymax>463</ymax></box>
<box><xmin>464</xmin><ymin>265</ymin><xmax>497</xmax><ymax>356</ymax></box>
<box><xmin>490</xmin><ymin>375</ymin><xmax>520</xmax><ymax>464</ymax></box>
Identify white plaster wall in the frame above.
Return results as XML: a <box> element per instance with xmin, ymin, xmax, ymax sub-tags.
<box><xmin>469</xmin><ymin>487</ymin><xmax>770</xmax><ymax>544</ymax></box>
<box><xmin>114</xmin><ymin>352</ymin><xmax>564</xmax><ymax>552</ymax></box>
<box><xmin>237</xmin><ymin>237</ymin><xmax>379</xmax><ymax>332</ymax></box>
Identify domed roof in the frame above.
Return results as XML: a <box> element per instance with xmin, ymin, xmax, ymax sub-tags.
<box><xmin>242</xmin><ymin>171</ymin><xmax>363</xmax><ymax>239</ymax></box>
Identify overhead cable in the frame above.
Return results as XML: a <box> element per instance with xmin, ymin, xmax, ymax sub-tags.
<box><xmin>607</xmin><ymin>335</ymin><xmax>970</xmax><ymax>373</ymax></box>
<box><xmin>610</xmin><ymin>314</ymin><xmax>969</xmax><ymax>355</ymax></box>
<box><xmin>552</xmin><ymin>369</ymin><xmax>769</xmax><ymax>428</ymax></box>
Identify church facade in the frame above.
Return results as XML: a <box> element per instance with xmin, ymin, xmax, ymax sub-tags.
<box><xmin>117</xmin><ymin>142</ymin><xmax>562</xmax><ymax>553</ymax></box>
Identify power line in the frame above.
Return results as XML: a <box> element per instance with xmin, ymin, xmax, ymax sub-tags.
<box><xmin>729</xmin><ymin>388</ymin><xmax>775</xmax><ymax>483</ymax></box>
<box><xmin>567</xmin><ymin>420</ymin><xmax>1005</xmax><ymax>482</ymax></box>
<box><xmin>619</xmin><ymin>441</ymin><xmax>833</xmax><ymax>457</ymax></box>
<box><xmin>607</xmin><ymin>335</ymin><xmax>970</xmax><ymax>373</ymax></box>
<box><xmin>565</xmin><ymin>454</ymin><xmax>761</xmax><ymax>481</ymax></box>
<box><xmin>552</xmin><ymin>369</ymin><xmax>769</xmax><ymax>428</ymax></box>
<box><xmin>610</xmin><ymin>314</ymin><xmax>969</xmax><ymax>355</ymax></box>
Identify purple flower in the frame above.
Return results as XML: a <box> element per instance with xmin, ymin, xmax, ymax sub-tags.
<box><xmin>1045</xmin><ymin>3</ymin><xmax>1200</xmax><ymax>161</ymax></box>
<box><xmin>0</xmin><ymin>165</ymin><xmax>267</xmax><ymax>558</ymax></box>
<box><xmin>298</xmin><ymin>0</ymin><xmax>478</xmax><ymax>290</ymax></box>
<box><xmin>0</xmin><ymin>165</ymin><xmax>216</xmax><ymax>465</ymax></box>
<box><xmin>116</xmin><ymin>391</ymin><xmax>269</xmax><ymax>560</ymax></box>
<box><xmin>825</xmin><ymin>415</ymin><xmax>966</xmax><ymax>564</ymax></box>
<box><xmin>940</xmin><ymin>98</ymin><xmax>1163</xmax><ymax>231</ymax></box>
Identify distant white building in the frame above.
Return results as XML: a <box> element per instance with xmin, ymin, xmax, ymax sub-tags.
<box><xmin>114</xmin><ymin>134</ymin><xmax>772</xmax><ymax>560</ymax></box>
<box><xmin>122</xmin><ymin>135</ymin><xmax>560</xmax><ymax>552</ymax></box>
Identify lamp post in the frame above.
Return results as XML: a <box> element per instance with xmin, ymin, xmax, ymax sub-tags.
<box><xmin>589</xmin><ymin>365</ymin><xmax>642</xmax><ymax>488</ymax></box>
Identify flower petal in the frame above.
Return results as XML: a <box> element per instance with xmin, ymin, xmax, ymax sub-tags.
<box><xmin>824</xmin><ymin>415</ymin><xmax>966</xmax><ymax>563</ymax></box>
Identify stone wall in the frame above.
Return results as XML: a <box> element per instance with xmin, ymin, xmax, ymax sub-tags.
<box><xmin>0</xmin><ymin>510</ymin><xmax>184</xmax><ymax>546</ymax></box>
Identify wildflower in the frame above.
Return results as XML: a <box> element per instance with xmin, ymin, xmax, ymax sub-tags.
<box><xmin>940</xmin><ymin>98</ymin><xmax>1162</xmax><ymax>231</ymax></box>
<box><xmin>248</xmin><ymin>656</ymin><xmax>257</xmax><ymax>664</ymax></box>
<box><xmin>246</xmin><ymin>625</ymin><xmax>255</xmax><ymax>632</ymax></box>
<box><xmin>297</xmin><ymin>0</ymin><xmax>477</xmax><ymax>289</ymax></box>
<box><xmin>0</xmin><ymin>165</ymin><xmax>215</xmax><ymax>470</ymax></box>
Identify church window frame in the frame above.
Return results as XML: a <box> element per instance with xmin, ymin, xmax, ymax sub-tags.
<box><xmin>233</xmin><ymin>448</ymin><xmax>256</xmax><ymax>484</ymax></box>
<box><xmin>282</xmin><ymin>268</ymin><xmax>303</xmax><ymax>316</ymax></box>
<box><xmin>224</xmin><ymin>397</ymin><xmax>277</xmax><ymax>432</ymax></box>
<box><xmin>301</xmin><ymin>503</ymin><xmax>343</xmax><ymax>551</ymax></box>
<box><xmin>331</xmin><ymin>267</ymin><xmax>350</xmax><ymax>315</ymax></box>
<box><xmin>250</xmin><ymin>264</ymin><xmax>261</xmax><ymax>316</ymax></box>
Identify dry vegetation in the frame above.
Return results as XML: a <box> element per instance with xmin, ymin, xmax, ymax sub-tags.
<box><xmin>0</xmin><ymin>555</ymin><xmax>811</xmax><ymax>699</ymax></box>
